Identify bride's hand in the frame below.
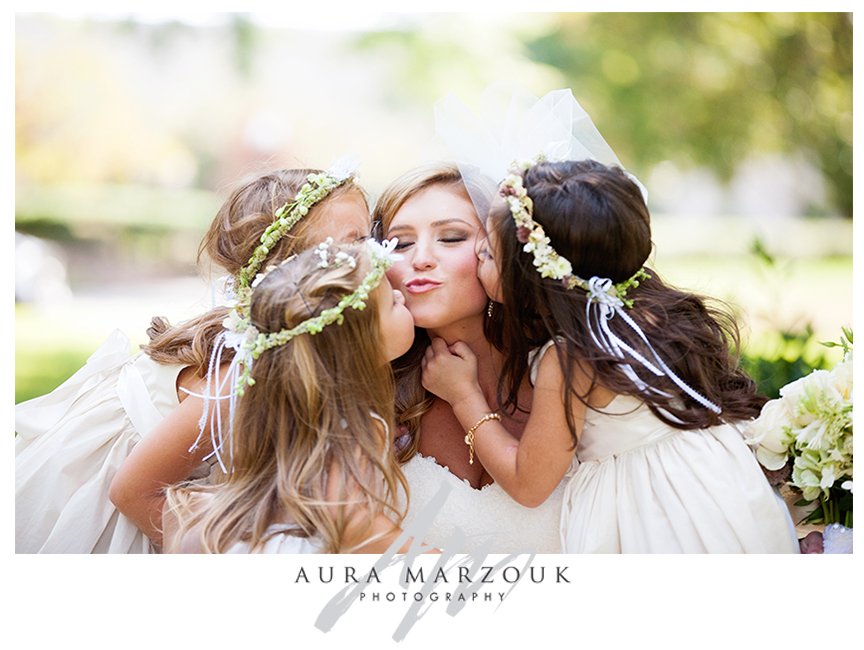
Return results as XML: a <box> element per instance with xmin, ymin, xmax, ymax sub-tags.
<box><xmin>421</xmin><ymin>337</ymin><xmax>482</xmax><ymax>406</ymax></box>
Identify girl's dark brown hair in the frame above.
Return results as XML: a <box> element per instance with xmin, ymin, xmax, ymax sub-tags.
<box><xmin>142</xmin><ymin>168</ymin><xmax>366</xmax><ymax>373</ymax></box>
<box><xmin>489</xmin><ymin>159</ymin><xmax>765</xmax><ymax>439</ymax></box>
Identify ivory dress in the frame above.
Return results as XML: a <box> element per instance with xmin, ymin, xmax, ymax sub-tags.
<box><xmin>525</xmin><ymin>342</ymin><xmax>801</xmax><ymax>554</ymax></box>
<box><xmin>15</xmin><ymin>329</ymin><xmax>198</xmax><ymax>553</ymax></box>
<box><xmin>399</xmin><ymin>452</ymin><xmax>565</xmax><ymax>554</ymax></box>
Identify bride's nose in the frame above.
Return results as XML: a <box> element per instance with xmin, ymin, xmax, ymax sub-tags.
<box><xmin>411</xmin><ymin>238</ymin><xmax>436</xmax><ymax>270</ymax></box>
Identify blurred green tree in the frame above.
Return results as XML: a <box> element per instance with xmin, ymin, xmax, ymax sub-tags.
<box><xmin>524</xmin><ymin>12</ymin><xmax>852</xmax><ymax>216</ymax></box>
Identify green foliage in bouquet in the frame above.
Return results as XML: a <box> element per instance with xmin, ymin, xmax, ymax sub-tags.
<box><xmin>746</xmin><ymin>328</ymin><xmax>853</xmax><ymax>528</ymax></box>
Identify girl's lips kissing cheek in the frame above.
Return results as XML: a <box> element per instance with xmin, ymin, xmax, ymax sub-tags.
<box><xmin>404</xmin><ymin>278</ymin><xmax>442</xmax><ymax>294</ymax></box>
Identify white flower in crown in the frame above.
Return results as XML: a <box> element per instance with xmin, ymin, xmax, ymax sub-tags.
<box><xmin>366</xmin><ymin>237</ymin><xmax>403</xmax><ymax>264</ymax></box>
<box><xmin>314</xmin><ymin>237</ymin><xmax>361</xmax><ymax>270</ymax></box>
<box><xmin>315</xmin><ymin>237</ymin><xmax>335</xmax><ymax>268</ymax></box>
<box><xmin>523</xmin><ymin>226</ymin><xmax>550</xmax><ymax>254</ymax></box>
<box><xmin>328</xmin><ymin>155</ymin><xmax>360</xmax><ymax>182</ymax></box>
<box><xmin>222</xmin><ymin>307</ymin><xmax>247</xmax><ymax>334</ymax></box>
<box><xmin>522</xmin><ymin>224</ymin><xmax>573</xmax><ymax>280</ymax></box>
<box><xmin>543</xmin><ymin>254</ymin><xmax>574</xmax><ymax>280</ymax></box>
<box><xmin>251</xmin><ymin>267</ymin><xmax>273</xmax><ymax>288</ymax></box>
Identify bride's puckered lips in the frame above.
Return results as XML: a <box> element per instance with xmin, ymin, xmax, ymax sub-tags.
<box><xmin>404</xmin><ymin>277</ymin><xmax>442</xmax><ymax>294</ymax></box>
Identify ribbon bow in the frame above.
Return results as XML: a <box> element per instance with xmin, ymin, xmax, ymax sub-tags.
<box><xmin>585</xmin><ymin>276</ymin><xmax>722</xmax><ymax>415</ymax></box>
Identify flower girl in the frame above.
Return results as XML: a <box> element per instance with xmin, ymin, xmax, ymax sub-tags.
<box><xmin>422</xmin><ymin>158</ymin><xmax>800</xmax><ymax>553</ymax></box>
<box><xmin>16</xmin><ymin>165</ymin><xmax>370</xmax><ymax>552</ymax></box>
<box><xmin>163</xmin><ymin>238</ymin><xmax>417</xmax><ymax>553</ymax></box>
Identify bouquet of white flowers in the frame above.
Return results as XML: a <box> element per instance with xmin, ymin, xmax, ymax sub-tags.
<box><xmin>745</xmin><ymin>329</ymin><xmax>853</xmax><ymax>540</ymax></box>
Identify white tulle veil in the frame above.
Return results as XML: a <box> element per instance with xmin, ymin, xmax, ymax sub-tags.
<box><xmin>433</xmin><ymin>85</ymin><xmax>720</xmax><ymax>416</ymax></box>
<box><xmin>433</xmin><ymin>84</ymin><xmax>646</xmax><ymax>221</ymax></box>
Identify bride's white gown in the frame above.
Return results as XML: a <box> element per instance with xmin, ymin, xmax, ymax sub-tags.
<box><xmin>399</xmin><ymin>452</ymin><xmax>564</xmax><ymax>554</ymax></box>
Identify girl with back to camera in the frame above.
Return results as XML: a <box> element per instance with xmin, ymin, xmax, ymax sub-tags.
<box><xmin>422</xmin><ymin>158</ymin><xmax>800</xmax><ymax>553</ymax></box>
<box><xmin>16</xmin><ymin>164</ymin><xmax>371</xmax><ymax>553</ymax></box>
<box><xmin>163</xmin><ymin>238</ymin><xmax>418</xmax><ymax>553</ymax></box>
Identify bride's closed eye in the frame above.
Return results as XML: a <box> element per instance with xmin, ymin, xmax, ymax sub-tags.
<box><xmin>438</xmin><ymin>229</ymin><xmax>470</xmax><ymax>244</ymax></box>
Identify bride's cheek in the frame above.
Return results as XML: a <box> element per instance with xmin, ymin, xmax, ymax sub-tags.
<box><xmin>386</xmin><ymin>265</ymin><xmax>406</xmax><ymax>289</ymax></box>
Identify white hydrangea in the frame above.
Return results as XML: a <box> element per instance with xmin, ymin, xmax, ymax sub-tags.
<box><xmin>746</xmin><ymin>346</ymin><xmax>853</xmax><ymax>506</ymax></box>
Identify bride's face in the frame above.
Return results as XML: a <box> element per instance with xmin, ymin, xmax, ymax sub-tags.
<box><xmin>385</xmin><ymin>185</ymin><xmax>488</xmax><ymax>331</ymax></box>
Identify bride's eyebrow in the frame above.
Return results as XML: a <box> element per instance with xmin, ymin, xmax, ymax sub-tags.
<box><xmin>386</xmin><ymin>224</ymin><xmax>415</xmax><ymax>235</ymax></box>
<box><xmin>430</xmin><ymin>218</ymin><xmax>474</xmax><ymax>228</ymax></box>
<box><xmin>388</xmin><ymin>218</ymin><xmax>474</xmax><ymax>235</ymax></box>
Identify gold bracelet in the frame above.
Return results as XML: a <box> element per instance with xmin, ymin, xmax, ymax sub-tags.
<box><xmin>464</xmin><ymin>412</ymin><xmax>502</xmax><ymax>465</ymax></box>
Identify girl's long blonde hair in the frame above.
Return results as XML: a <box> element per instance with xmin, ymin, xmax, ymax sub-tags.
<box><xmin>165</xmin><ymin>243</ymin><xmax>407</xmax><ymax>553</ymax></box>
<box><xmin>143</xmin><ymin>168</ymin><xmax>367</xmax><ymax>373</ymax></box>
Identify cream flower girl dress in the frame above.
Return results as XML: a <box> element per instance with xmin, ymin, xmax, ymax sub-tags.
<box><xmin>15</xmin><ymin>330</ymin><xmax>208</xmax><ymax>553</ymax></box>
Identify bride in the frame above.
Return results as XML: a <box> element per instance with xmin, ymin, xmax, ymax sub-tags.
<box><xmin>373</xmin><ymin>87</ymin><xmax>642</xmax><ymax>554</ymax></box>
<box><xmin>375</xmin><ymin>161</ymin><xmax>565</xmax><ymax>554</ymax></box>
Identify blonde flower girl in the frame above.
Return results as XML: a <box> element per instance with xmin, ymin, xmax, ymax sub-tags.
<box><xmin>16</xmin><ymin>164</ymin><xmax>371</xmax><ymax>552</ymax></box>
<box><xmin>163</xmin><ymin>238</ymin><xmax>419</xmax><ymax>553</ymax></box>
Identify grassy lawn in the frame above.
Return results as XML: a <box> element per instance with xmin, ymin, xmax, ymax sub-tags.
<box><xmin>15</xmin><ymin>276</ymin><xmax>211</xmax><ymax>404</ymax></box>
<box><xmin>654</xmin><ymin>254</ymin><xmax>851</xmax><ymax>359</ymax></box>
<box><xmin>15</xmin><ymin>304</ymin><xmax>138</xmax><ymax>404</ymax></box>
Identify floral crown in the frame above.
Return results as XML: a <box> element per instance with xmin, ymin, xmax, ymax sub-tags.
<box><xmin>499</xmin><ymin>157</ymin><xmax>721</xmax><ymax>415</ymax></box>
<box><xmin>190</xmin><ymin>237</ymin><xmax>402</xmax><ymax>473</ymax></box>
<box><xmin>229</xmin><ymin>161</ymin><xmax>358</xmax><ymax>311</ymax></box>
<box><xmin>228</xmin><ymin>237</ymin><xmax>401</xmax><ymax>395</ymax></box>
<box><xmin>499</xmin><ymin>157</ymin><xmax>649</xmax><ymax>308</ymax></box>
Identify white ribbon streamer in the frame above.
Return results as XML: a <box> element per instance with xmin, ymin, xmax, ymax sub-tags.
<box><xmin>584</xmin><ymin>276</ymin><xmax>722</xmax><ymax>414</ymax></box>
<box><xmin>184</xmin><ymin>328</ymin><xmax>254</xmax><ymax>474</ymax></box>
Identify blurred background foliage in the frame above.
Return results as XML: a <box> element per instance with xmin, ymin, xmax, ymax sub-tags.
<box><xmin>14</xmin><ymin>12</ymin><xmax>853</xmax><ymax>403</ymax></box>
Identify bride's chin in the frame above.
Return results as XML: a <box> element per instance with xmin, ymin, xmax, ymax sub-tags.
<box><xmin>406</xmin><ymin>300</ymin><xmax>485</xmax><ymax>331</ymax></box>
<box><xmin>407</xmin><ymin>311</ymin><xmax>448</xmax><ymax>331</ymax></box>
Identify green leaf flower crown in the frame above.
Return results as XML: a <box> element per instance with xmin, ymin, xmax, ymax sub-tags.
<box><xmin>190</xmin><ymin>236</ymin><xmax>402</xmax><ymax>473</ymax></box>
<box><xmin>227</xmin><ymin>237</ymin><xmax>401</xmax><ymax>396</ymax></box>
<box><xmin>227</xmin><ymin>163</ymin><xmax>357</xmax><ymax>319</ymax></box>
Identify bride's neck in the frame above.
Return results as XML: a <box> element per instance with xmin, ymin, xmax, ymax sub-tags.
<box><xmin>427</xmin><ymin>319</ymin><xmax>502</xmax><ymax>399</ymax></box>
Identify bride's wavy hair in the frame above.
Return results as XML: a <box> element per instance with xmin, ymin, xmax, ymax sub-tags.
<box><xmin>142</xmin><ymin>168</ymin><xmax>367</xmax><ymax>373</ymax></box>
<box><xmin>373</xmin><ymin>162</ymin><xmax>505</xmax><ymax>463</ymax></box>
<box><xmin>164</xmin><ymin>243</ymin><xmax>407</xmax><ymax>553</ymax></box>
<box><xmin>489</xmin><ymin>159</ymin><xmax>765</xmax><ymax>440</ymax></box>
